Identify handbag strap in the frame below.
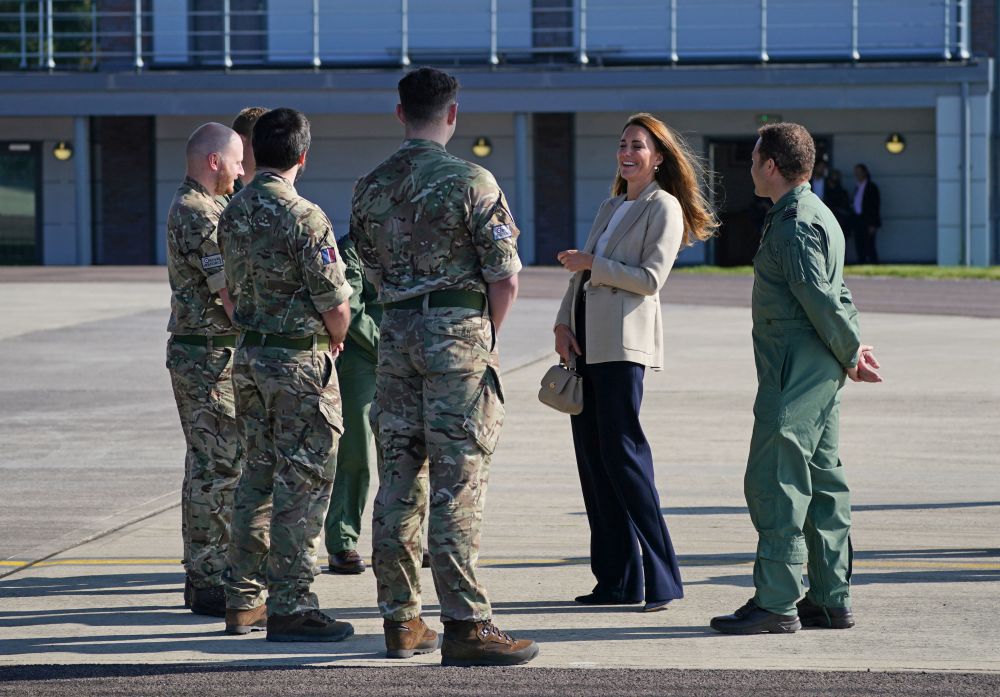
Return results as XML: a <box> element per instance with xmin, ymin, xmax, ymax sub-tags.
<box><xmin>565</xmin><ymin>352</ymin><xmax>578</xmax><ymax>372</ymax></box>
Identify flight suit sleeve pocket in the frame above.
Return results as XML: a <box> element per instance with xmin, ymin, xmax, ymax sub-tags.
<box><xmin>462</xmin><ymin>366</ymin><xmax>505</xmax><ymax>455</ymax></box>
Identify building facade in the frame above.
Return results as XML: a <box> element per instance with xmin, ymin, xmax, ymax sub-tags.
<box><xmin>0</xmin><ymin>0</ymin><xmax>995</xmax><ymax>267</ymax></box>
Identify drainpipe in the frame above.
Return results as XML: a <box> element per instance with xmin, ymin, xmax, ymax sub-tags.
<box><xmin>961</xmin><ymin>80</ymin><xmax>972</xmax><ymax>266</ymax></box>
<box><xmin>74</xmin><ymin>116</ymin><xmax>92</xmax><ymax>266</ymax></box>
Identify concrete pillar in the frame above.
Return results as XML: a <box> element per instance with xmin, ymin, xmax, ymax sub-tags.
<box><xmin>513</xmin><ymin>112</ymin><xmax>533</xmax><ymax>265</ymax></box>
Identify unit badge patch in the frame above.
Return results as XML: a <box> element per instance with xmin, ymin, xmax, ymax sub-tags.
<box><xmin>320</xmin><ymin>246</ymin><xmax>338</xmax><ymax>264</ymax></box>
<box><xmin>201</xmin><ymin>254</ymin><xmax>224</xmax><ymax>271</ymax></box>
<box><xmin>492</xmin><ymin>224</ymin><xmax>512</xmax><ymax>241</ymax></box>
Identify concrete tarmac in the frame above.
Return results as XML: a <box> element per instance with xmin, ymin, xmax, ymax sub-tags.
<box><xmin>0</xmin><ymin>268</ymin><xmax>998</xmax><ymax>693</ymax></box>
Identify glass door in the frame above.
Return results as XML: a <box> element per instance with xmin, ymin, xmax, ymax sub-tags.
<box><xmin>0</xmin><ymin>142</ymin><xmax>41</xmax><ymax>265</ymax></box>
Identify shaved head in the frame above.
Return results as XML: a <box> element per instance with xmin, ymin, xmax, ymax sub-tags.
<box><xmin>186</xmin><ymin>122</ymin><xmax>240</xmax><ymax>163</ymax></box>
<box><xmin>185</xmin><ymin>122</ymin><xmax>244</xmax><ymax>196</ymax></box>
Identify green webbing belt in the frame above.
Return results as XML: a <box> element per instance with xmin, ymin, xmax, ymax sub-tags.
<box><xmin>383</xmin><ymin>289</ymin><xmax>486</xmax><ymax>312</ymax></box>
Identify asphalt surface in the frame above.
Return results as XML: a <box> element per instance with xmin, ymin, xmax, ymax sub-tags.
<box><xmin>1</xmin><ymin>665</ymin><xmax>998</xmax><ymax>697</ymax></box>
<box><xmin>1</xmin><ymin>267</ymin><xmax>997</xmax><ymax>696</ymax></box>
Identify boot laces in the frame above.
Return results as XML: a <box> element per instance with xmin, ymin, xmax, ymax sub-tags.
<box><xmin>479</xmin><ymin>620</ymin><xmax>514</xmax><ymax>643</ymax></box>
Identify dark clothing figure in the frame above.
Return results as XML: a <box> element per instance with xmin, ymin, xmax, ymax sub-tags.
<box><xmin>850</xmin><ymin>175</ymin><xmax>881</xmax><ymax>264</ymax></box>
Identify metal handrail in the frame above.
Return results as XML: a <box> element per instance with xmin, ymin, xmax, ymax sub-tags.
<box><xmin>0</xmin><ymin>0</ymin><xmax>972</xmax><ymax>72</ymax></box>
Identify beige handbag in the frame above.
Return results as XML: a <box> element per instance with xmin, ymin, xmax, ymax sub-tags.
<box><xmin>538</xmin><ymin>353</ymin><xmax>583</xmax><ymax>415</ymax></box>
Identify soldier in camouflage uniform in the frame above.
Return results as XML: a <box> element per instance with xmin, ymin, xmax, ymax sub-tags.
<box><xmin>231</xmin><ymin>106</ymin><xmax>267</xmax><ymax>192</ymax></box>
<box><xmin>166</xmin><ymin>122</ymin><xmax>244</xmax><ymax>617</ymax></box>
<box><xmin>711</xmin><ymin>123</ymin><xmax>883</xmax><ymax>635</ymax></box>
<box><xmin>351</xmin><ymin>67</ymin><xmax>538</xmax><ymax>665</ymax></box>
<box><xmin>218</xmin><ymin>107</ymin><xmax>355</xmax><ymax>642</ymax></box>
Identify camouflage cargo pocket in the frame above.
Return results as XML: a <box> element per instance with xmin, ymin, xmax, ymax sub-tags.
<box><xmin>424</xmin><ymin>310</ymin><xmax>490</xmax><ymax>373</ymax></box>
<box><xmin>462</xmin><ymin>366</ymin><xmax>505</xmax><ymax>455</ymax></box>
<box><xmin>207</xmin><ymin>347</ymin><xmax>236</xmax><ymax>419</ymax></box>
<box><xmin>317</xmin><ymin>352</ymin><xmax>345</xmax><ymax>436</ymax></box>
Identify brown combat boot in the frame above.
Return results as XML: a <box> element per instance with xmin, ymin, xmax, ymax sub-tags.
<box><xmin>384</xmin><ymin>616</ymin><xmax>440</xmax><ymax>658</ymax></box>
<box><xmin>225</xmin><ymin>605</ymin><xmax>267</xmax><ymax>635</ymax></box>
<box><xmin>267</xmin><ymin>609</ymin><xmax>354</xmax><ymax>642</ymax></box>
<box><xmin>441</xmin><ymin>619</ymin><xmax>539</xmax><ymax>667</ymax></box>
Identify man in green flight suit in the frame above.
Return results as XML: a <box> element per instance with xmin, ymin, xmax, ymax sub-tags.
<box><xmin>323</xmin><ymin>235</ymin><xmax>381</xmax><ymax>575</ymax></box>
<box><xmin>711</xmin><ymin>122</ymin><xmax>883</xmax><ymax>635</ymax></box>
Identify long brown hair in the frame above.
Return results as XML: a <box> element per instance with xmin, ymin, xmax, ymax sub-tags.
<box><xmin>612</xmin><ymin>113</ymin><xmax>718</xmax><ymax>247</ymax></box>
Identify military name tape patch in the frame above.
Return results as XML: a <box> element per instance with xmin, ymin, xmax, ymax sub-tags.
<box><xmin>492</xmin><ymin>224</ymin><xmax>512</xmax><ymax>241</ymax></box>
<box><xmin>201</xmin><ymin>254</ymin><xmax>224</xmax><ymax>270</ymax></box>
<box><xmin>320</xmin><ymin>247</ymin><xmax>338</xmax><ymax>265</ymax></box>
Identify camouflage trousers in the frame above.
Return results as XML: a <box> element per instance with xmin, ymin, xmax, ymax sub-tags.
<box><xmin>224</xmin><ymin>344</ymin><xmax>344</xmax><ymax>615</ymax></box>
<box><xmin>166</xmin><ymin>339</ymin><xmax>241</xmax><ymax>588</ymax></box>
<box><xmin>371</xmin><ymin>307</ymin><xmax>505</xmax><ymax>622</ymax></box>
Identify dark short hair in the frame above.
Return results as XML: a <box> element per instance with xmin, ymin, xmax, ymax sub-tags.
<box><xmin>757</xmin><ymin>122</ymin><xmax>815</xmax><ymax>182</ymax></box>
<box><xmin>398</xmin><ymin>67</ymin><xmax>459</xmax><ymax>125</ymax></box>
<box><xmin>232</xmin><ymin>106</ymin><xmax>268</xmax><ymax>138</ymax></box>
<box><xmin>252</xmin><ymin>107</ymin><xmax>311</xmax><ymax>170</ymax></box>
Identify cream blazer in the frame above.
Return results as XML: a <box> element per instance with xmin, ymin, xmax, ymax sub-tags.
<box><xmin>554</xmin><ymin>181</ymin><xmax>684</xmax><ymax>370</ymax></box>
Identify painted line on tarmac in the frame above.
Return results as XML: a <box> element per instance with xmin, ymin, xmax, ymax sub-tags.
<box><xmin>2</xmin><ymin>557</ymin><xmax>996</xmax><ymax>571</ymax></box>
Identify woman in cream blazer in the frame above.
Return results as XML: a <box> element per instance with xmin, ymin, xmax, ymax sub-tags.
<box><xmin>554</xmin><ymin>113</ymin><xmax>717</xmax><ymax>612</ymax></box>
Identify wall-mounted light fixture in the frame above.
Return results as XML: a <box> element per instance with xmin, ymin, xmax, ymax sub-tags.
<box><xmin>52</xmin><ymin>141</ymin><xmax>74</xmax><ymax>161</ymax></box>
<box><xmin>472</xmin><ymin>136</ymin><xmax>492</xmax><ymax>158</ymax></box>
<box><xmin>884</xmin><ymin>133</ymin><xmax>906</xmax><ymax>155</ymax></box>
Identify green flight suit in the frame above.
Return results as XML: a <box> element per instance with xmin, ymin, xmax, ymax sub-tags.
<box><xmin>747</xmin><ymin>183</ymin><xmax>862</xmax><ymax>615</ymax></box>
<box><xmin>324</xmin><ymin>237</ymin><xmax>382</xmax><ymax>555</ymax></box>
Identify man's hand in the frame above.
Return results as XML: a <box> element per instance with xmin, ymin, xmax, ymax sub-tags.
<box><xmin>330</xmin><ymin>342</ymin><xmax>344</xmax><ymax>358</ymax></box>
<box><xmin>557</xmin><ymin>249</ymin><xmax>594</xmax><ymax>273</ymax></box>
<box><xmin>847</xmin><ymin>344</ymin><xmax>883</xmax><ymax>383</ymax></box>
<box><xmin>554</xmin><ymin>323</ymin><xmax>582</xmax><ymax>363</ymax></box>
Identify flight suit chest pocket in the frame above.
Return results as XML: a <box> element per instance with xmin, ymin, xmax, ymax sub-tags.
<box><xmin>462</xmin><ymin>366</ymin><xmax>505</xmax><ymax>455</ymax></box>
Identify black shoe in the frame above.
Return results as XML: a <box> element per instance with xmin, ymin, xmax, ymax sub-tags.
<box><xmin>422</xmin><ymin>549</ymin><xmax>431</xmax><ymax>569</ymax></box>
<box><xmin>574</xmin><ymin>592</ymin><xmax>642</xmax><ymax>606</ymax></box>
<box><xmin>796</xmin><ymin>596</ymin><xmax>855</xmax><ymax>629</ymax></box>
<box><xmin>710</xmin><ymin>598</ymin><xmax>801</xmax><ymax>635</ymax></box>
<box><xmin>183</xmin><ymin>576</ymin><xmax>194</xmax><ymax>608</ymax></box>
<box><xmin>189</xmin><ymin>585</ymin><xmax>227</xmax><ymax>618</ymax></box>
<box><xmin>328</xmin><ymin>549</ymin><xmax>366</xmax><ymax>575</ymax></box>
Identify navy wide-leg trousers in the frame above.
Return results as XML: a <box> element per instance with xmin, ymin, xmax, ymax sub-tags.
<box><xmin>570</xmin><ymin>357</ymin><xmax>684</xmax><ymax>604</ymax></box>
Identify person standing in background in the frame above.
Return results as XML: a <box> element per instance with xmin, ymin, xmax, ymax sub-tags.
<box><xmin>850</xmin><ymin>163</ymin><xmax>881</xmax><ymax>264</ymax></box>
<box><xmin>230</xmin><ymin>106</ymin><xmax>268</xmax><ymax>191</ymax></box>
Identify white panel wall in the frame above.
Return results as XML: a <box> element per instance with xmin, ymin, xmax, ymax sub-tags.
<box><xmin>585</xmin><ymin>0</ymin><xmax>954</xmax><ymax>63</ymax></box>
<box><xmin>576</xmin><ymin>108</ymin><xmax>938</xmax><ymax>265</ymax></box>
<box><xmin>152</xmin><ymin>3</ymin><xmax>189</xmax><ymax>64</ymax></box>
<box><xmin>267</xmin><ymin>0</ymin><xmax>531</xmax><ymax>65</ymax></box>
<box><xmin>936</xmin><ymin>94</ymin><xmax>991</xmax><ymax>266</ymax></box>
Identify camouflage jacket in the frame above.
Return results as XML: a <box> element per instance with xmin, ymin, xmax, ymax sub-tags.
<box><xmin>166</xmin><ymin>175</ymin><xmax>233</xmax><ymax>335</ymax></box>
<box><xmin>218</xmin><ymin>171</ymin><xmax>351</xmax><ymax>337</ymax></box>
<box><xmin>349</xmin><ymin>138</ymin><xmax>522</xmax><ymax>303</ymax></box>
